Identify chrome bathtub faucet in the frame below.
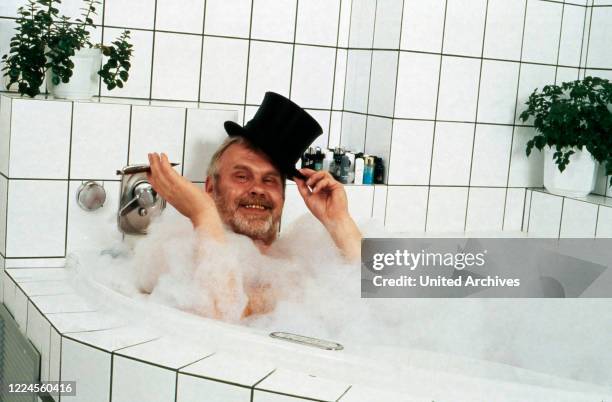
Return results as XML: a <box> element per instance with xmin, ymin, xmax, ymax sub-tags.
<box><xmin>117</xmin><ymin>164</ymin><xmax>167</xmax><ymax>234</ymax></box>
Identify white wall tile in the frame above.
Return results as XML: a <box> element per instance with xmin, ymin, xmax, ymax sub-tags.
<box><xmin>426</xmin><ymin>186</ymin><xmax>468</xmax><ymax>233</ymax></box>
<box><xmin>560</xmin><ymin>198</ymin><xmax>598</xmax><ymax>238</ymax></box>
<box><xmin>508</xmin><ymin>126</ymin><xmax>544</xmax><ymax>187</ymax></box>
<box><xmin>559</xmin><ymin>5</ymin><xmax>586</xmax><ymax>67</ymax></box>
<box><xmin>152</xmin><ymin>33</ymin><xmax>202</xmax><ymax>101</ymax></box>
<box><xmin>183</xmin><ymin>108</ymin><xmax>239</xmax><ymax>182</ymax></box>
<box><xmin>477</xmin><ymin>60</ymin><xmax>520</xmax><ymax>124</ymax></box>
<box><xmin>345</xmin><ymin>185</ymin><xmax>374</xmax><ymax>223</ymax></box>
<box><xmin>6</xmin><ymin>180</ymin><xmax>67</xmax><ymax>257</ymax></box>
<box><xmin>112</xmin><ymin>356</ymin><xmax>177</xmax><ymax>402</ymax></box>
<box><xmin>246</xmin><ymin>42</ymin><xmax>293</xmax><ymax>105</ymax></box>
<box><xmin>340</xmin><ymin>112</ymin><xmax>366</xmax><ymax>152</ymax></box>
<box><xmin>9</xmin><ymin>99</ymin><xmax>71</xmax><ymax>179</ymax></box>
<box><xmin>104</xmin><ymin>0</ymin><xmax>155</xmax><ymax>29</ymax></box>
<box><xmin>470</xmin><ymin>125</ymin><xmax>513</xmax><ymax>187</ymax></box>
<box><xmin>344</xmin><ymin>50</ymin><xmax>372</xmax><ymax>113</ymax></box>
<box><xmin>527</xmin><ymin>191</ymin><xmax>563</xmax><ymax>236</ymax></box>
<box><xmin>394</xmin><ymin>52</ymin><xmax>440</xmax><ymax>119</ymax></box>
<box><xmin>372</xmin><ymin>185</ymin><xmax>388</xmax><ymax>222</ymax></box>
<box><xmin>31</xmin><ymin>293</ymin><xmax>94</xmax><ymax>314</ymax></box>
<box><xmin>255</xmin><ymin>369</ymin><xmax>349</xmax><ymax>402</ymax></box>
<box><xmin>48</xmin><ymin>328</ymin><xmax>62</xmax><ymax>399</ymax></box>
<box><xmin>101</xmin><ymin>29</ymin><xmax>153</xmax><ymax>99</ymax></box>
<box><xmin>296</xmin><ymin>0</ymin><xmax>340</xmax><ymax>46</ymax></box>
<box><xmin>3</xmin><ymin>273</ymin><xmax>16</xmax><ymax>313</ymax></box>
<box><xmin>373</xmin><ymin>0</ymin><xmax>403</xmax><ymax>49</ymax></box>
<box><xmin>290</xmin><ymin>46</ymin><xmax>336</xmax><ymax>109</ymax></box>
<box><xmin>0</xmin><ymin>0</ymin><xmax>20</xmax><ymax>18</ymax></box>
<box><xmin>0</xmin><ymin>95</ymin><xmax>11</xmax><ymax>175</ymax></box>
<box><xmin>388</xmin><ymin>120</ymin><xmax>434</xmax><ymax>185</ymax></box>
<box><xmin>61</xmin><ymin>337</ymin><xmax>111</xmax><ymax>402</ymax></box>
<box><xmin>328</xmin><ymin>111</ymin><xmax>342</xmax><ymax>148</ymax></box>
<box><xmin>253</xmin><ymin>391</ymin><xmax>305</xmax><ymax>401</ymax></box>
<box><xmin>337</xmin><ymin>0</ymin><xmax>353</xmax><ymax>48</ymax></box>
<box><xmin>522</xmin><ymin>0</ymin><xmax>563</xmax><ymax>65</ymax></box>
<box><xmin>155</xmin><ymin>0</ymin><xmax>205</xmax><ymax>34</ymax></box>
<box><xmin>555</xmin><ymin>67</ymin><xmax>580</xmax><ymax>85</ymax></box>
<box><xmin>400</xmin><ymin>0</ymin><xmax>446</xmax><ymax>52</ymax></box>
<box><xmin>118</xmin><ymin>337</ymin><xmax>213</xmax><ymax>369</ymax></box>
<box><xmin>368</xmin><ymin>51</ymin><xmax>398</xmax><ymax>117</ymax></box>
<box><xmin>596</xmin><ymin>206</ymin><xmax>612</xmax><ymax>238</ymax></box>
<box><xmin>349</xmin><ymin>0</ymin><xmax>376</xmax><ymax>48</ymax></box>
<box><xmin>466</xmin><ymin>187</ymin><xmax>506</xmax><ymax>231</ymax></box>
<box><xmin>586</xmin><ymin>6</ymin><xmax>612</xmax><ymax>69</ymax></box>
<box><xmin>332</xmin><ymin>50</ymin><xmax>348</xmax><ymax>110</ymax></box>
<box><xmin>515</xmin><ymin>64</ymin><xmax>556</xmax><ymax>124</ymax></box>
<box><xmin>13</xmin><ymin>286</ymin><xmax>27</xmax><ymax>333</ymax></box>
<box><xmin>200</xmin><ymin>37</ymin><xmax>249</xmax><ymax>104</ymax></box>
<box><xmin>26</xmin><ymin>302</ymin><xmax>52</xmax><ymax>381</ymax></box>
<box><xmin>504</xmin><ymin>187</ymin><xmax>527</xmax><ymax>231</ymax></box>
<box><xmin>364</xmin><ymin>116</ymin><xmax>392</xmax><ymax>180</ymax></box>
<box><xmin>305</xmin><ymin>109</ymin><xmax>331</xmax><ymax>150</ymax></box>
<box><xmin>443</xmin><ymin>0</ymin><xmax>487</xmax><ymax>57</ymax></box>
<box><xmin>251</xmin><ymin>0</ymin><xmax>297</xmax><ymax>42</ymax></box>
<box><xmin>430</xmin><ymin>122</ymin><xmax>474</xmax><ymax>186</ymax></box>
<box><xmin>67</xmin><ymin>181</ymin><xmax>122</xmax><ymax>253</ymax></box>
<box><xmin>129</xmin><ymin>106</ymin><xmax>185</xmax><ymax>165</ymax></box>
<box><xmin>181</xmin><ymin>352</ymin><xmax>275</xmax><ymax>387</ymax></box>
<box><xmin>483</xmin><ymin>0</ymin><xmax>526</xmax><ymax>61</ymax></box>
<box><xmin>385</xmin><ymin>186</ymin><xmax>428</xmax><ymax>232</ymax></box>
<box><xmin>177</xmin><ymin>374</ymin><xmax>252</xmax><ymax>402</ymax></box>
<box><xmin>0</xmin><ymin>175</ymin><xmax>7</xmax><ymax>255</ymax></box>
<box><xmin>70</xmin><ymin>102</ymin><xmax>130</xmax><ymax>179</ymax></box>
<box><xmin>436</xmin><ymin>56</ymin><xmax>481</xmax><ymax>122</ymax></box>
<box><xmin>204</xmin><ymin>0</ymin><xmax>252</xmax><ymax>38</ymax></box>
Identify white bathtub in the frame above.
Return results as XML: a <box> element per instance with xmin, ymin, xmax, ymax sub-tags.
<box><xmin>3</xmin><ymin>258</ymin><xmax>612</xmax><ymax>402</ymax></box>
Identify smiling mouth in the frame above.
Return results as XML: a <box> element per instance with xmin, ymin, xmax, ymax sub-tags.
<box><xmin>239</xmin><ymin>203</ymin><xmax>272</xmax><ymax>212</ymax></box>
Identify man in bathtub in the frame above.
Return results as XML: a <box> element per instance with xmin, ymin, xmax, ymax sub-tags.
<box><xmin>146</xmin><ymin>92</ymin><xmax>361</xmax><ymax>319</ymax></box>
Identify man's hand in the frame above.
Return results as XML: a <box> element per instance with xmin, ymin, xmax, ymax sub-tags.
<box><xmin>147</xmin><ymin>152</ymin><xmax>224</xmax><ymax>239</ymax></box>
<box><xmin>295</xmin><ymin>168</ymin><xmax>361</xmax><ymax>261</ymax></box>
<box><xmin>294</xmin><ymin>168</ymin><xmax>349</xmax><ymax>226</ymax></box>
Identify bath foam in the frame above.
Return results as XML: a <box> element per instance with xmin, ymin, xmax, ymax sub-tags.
<box><xmin>67</xmin><ymin>213</ymin><xmax>612</xmax><ymax>394</ymax></box>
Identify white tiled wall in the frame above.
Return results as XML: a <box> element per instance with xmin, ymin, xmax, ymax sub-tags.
<box><xmin>1</xmin><ymin>0</ymin><xmax>611</xmax><ymax>253</ymax></box>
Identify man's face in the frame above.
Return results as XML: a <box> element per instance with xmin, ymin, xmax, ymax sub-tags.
<box><xmin>205</xmin><ymin>143</ymin><xmax>285</xmax><ymax>245</ymax></box>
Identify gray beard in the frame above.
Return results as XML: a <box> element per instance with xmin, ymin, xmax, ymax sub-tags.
<box><xmin>212</xmin><ymin>191</ymin><xmax>279</xmax><ymax>244</ymax></box>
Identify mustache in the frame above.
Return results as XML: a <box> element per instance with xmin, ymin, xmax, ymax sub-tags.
<box><xmin>236</xmin><ymin>196</ymin><xmax>274</xmax><ymax>209</ymax></box>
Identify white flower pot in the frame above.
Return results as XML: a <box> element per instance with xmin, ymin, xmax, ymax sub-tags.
<box><xmin>46</xmin><ymin>47</ymin><xmax>102</xmax><ymax>100</ymax></box>
<box><xmin>543</xmin><ymin>146</ymin><xmax>597</xmax><ymax>198</ymax></box>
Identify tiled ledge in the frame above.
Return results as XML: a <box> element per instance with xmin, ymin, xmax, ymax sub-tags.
<box><xmin>525</xmin><ymin>188</ymin><xmax>612</xmax><ymax>237</ymax></box>
<box><xmin>3</xmin><ymin>268</ymin><xmax>612</xmax><ymax>402</ymax></box>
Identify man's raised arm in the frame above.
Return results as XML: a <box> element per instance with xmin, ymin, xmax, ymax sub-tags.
<box><xmin>147</xmin><ymin>152</ymin><xmax>225</xmax><ymax>241</ymax></box>
<box><xmin>294</xmin><ymin>168</ymin><xmax>362</xmax><ymax>262</ymax></box>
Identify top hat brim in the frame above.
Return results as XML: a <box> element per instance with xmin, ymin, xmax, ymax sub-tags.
<box><xmin>223</xmin><ymin>121</ymin><xmax>306</xmax><ymax>181</ymax></box>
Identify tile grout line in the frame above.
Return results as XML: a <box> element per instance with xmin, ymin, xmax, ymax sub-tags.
<box><xmin>464</xmin><ymin>0</ymin><xmax>491</xmax><ymax>232</ymax></box>
<box><xmin>147</xmin><ymin>0</ymin><xmax>159</xmax><ymax>100</ymax></box>
<box><xmin>326</xmin><ymin>0</ymin><xmax>344</xmax><ymax>148</ymax></box>
<box><xmin>196</xmin><ymin>0</ymin><xmax>208</xmax><ymax>103</ymax></box>
<box><xmin>242</xmin><ymin>0</ymin><xmax>255</xmax><ymax>124</ymax></box>
<box><xmin>361</xmin><ymin>0</ymin><xmax>379</xmax><ymax>154</ymax></box>
<box><xmin>64</xmin><ymin>101</ymin><xmax>75</xmax><ymax>258</ymax></box>
<box><xmin>424</xmin><ymin>0</ymin><xmax>449</xmax><ymax>233</ymax></box>
<box><xmin>384</xmin><ymin>0</ymin><xmax>406</xmax><ymax>189</ymax></box>
<box><xmin>288</xmin><ymin>0</ymin><xmax>301</xmax><ymax>100</ymax></box>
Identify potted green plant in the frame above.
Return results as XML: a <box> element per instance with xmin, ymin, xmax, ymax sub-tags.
<box><xmin>519</xmin><ymin>76</ymin><xmax>612</xmax><ymax>198</ymax></box>
<box><xmin>1</xmin><ymin>0</ymin><xmax>133</xmax><ymax>99</ymax></box>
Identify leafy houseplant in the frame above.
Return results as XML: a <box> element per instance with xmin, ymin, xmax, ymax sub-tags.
<box><xmin>519</xmin><ymin>76</ymin><xmax>612</xmax><ymax>191</ymax></box>
<box><xmin>1</xmin><ymin>0</ymin><xmax>133</xmax><ymax>98</ymax></box>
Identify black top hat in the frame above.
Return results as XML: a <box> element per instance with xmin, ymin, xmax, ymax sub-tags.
<box><xmin>223</xmin><ymin>92</ymin><xmax>323</xmax><ymax>180</ymax></box>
